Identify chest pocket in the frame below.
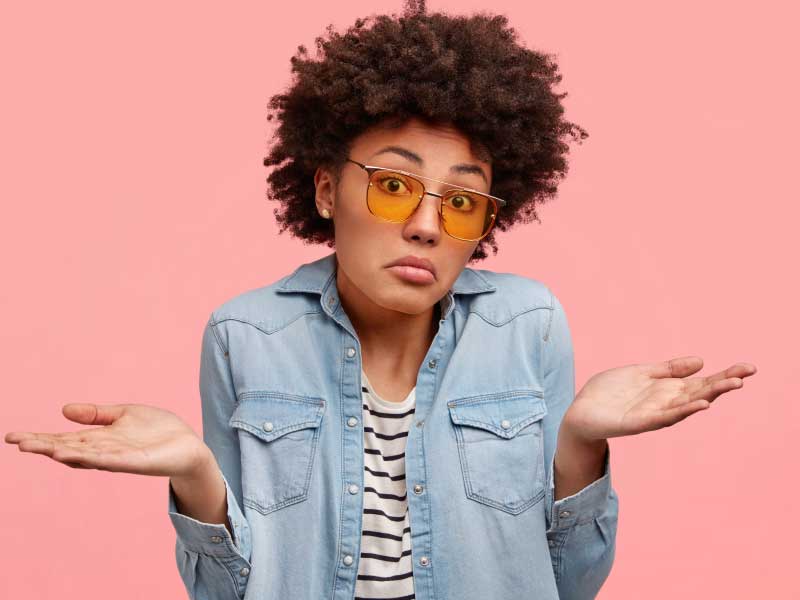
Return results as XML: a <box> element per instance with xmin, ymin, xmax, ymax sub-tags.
<box><xmin>447</xmin><ymin>390</ymin><xmax>547</xmax><ymax>515</ymax></box>
<box><xmin>229</xmin><ymin>391</ymin><xmax>325</xmax><ymax>516</ymax></box>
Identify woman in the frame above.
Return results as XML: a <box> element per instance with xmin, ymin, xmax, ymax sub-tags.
<box><xmin>5</xmin><ymin>2</ymin><xmax>756</xmax><ymax>599</ymax></box>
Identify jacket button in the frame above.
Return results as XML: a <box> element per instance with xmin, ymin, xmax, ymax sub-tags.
<box><xmin>419</xmin><ymin>556</ymin><xmax>430</xmax><ymax>566</ymax></box>
<box><xmin>500</xmin><ymin>419</ymin><xmax>511</xmax><ymax>429</ymax></box>
<box><xmin>210</xmin><ymin>536</ymin><xmax>223</xmax><ymax>543</ymax></box>
<box><xmin>413</xmin><ymin>484</ymin><xmax>424</xmax><ymax>494</ymax></box>
<box><xmin>347</xmin><ymin>416</ymin><xmax>358</xmax><ymax>427</ymax></box>
<box><xmin>262</xmin><ymin>421</ymin><xmax>274</xmax><ymax>432</ymax></box>
<box><xmin>343</xmin><ymin>554</ymin><xmax>354</xmax><ymax>566</ymax></box>
<box><xmin>559</xmin><ymin>510</ymin><xmax>571</xmax><ymax>518</ymax></box>
<box><xmin>239</xmin><ymin>567</ymin><xmax>250</xmax><ymax>576</ymax></box>
<box><xmin>346</xmin><ymin>347</ymin><xmax>356</xmax><ymax>358</ymax></box>
<box><xmin>328</xmin><ymin>296</ymin><xmax>336</xmax><ymax>306</ymax></box>
<box><xmin>548</xmin><ymin>539</ymin><xmax>555</xmax><ymax>547</ymax></box>
<box><xmin>348</xmin><ymin>484</ymin><xmax>359</xmax><ymax>494</ymax></box>
<box><xmin>428</xmin><ymin>359</ymin><xmax>437</xmax><ymax>369</ymax></box>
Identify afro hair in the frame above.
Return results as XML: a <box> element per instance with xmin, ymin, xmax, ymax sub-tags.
<box><xmin>262</xmin><ymin>0</ymin><xmax>588</xmax><ymax>262</ymax></box>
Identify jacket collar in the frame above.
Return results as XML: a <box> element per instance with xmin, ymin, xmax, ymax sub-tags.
<box><xmin>276</xmin><ymin>252</ymin><xmax>496</xmax><ymax>297</ymax></box>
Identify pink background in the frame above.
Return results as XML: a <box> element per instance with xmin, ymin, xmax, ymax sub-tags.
<box><xmin>1</xmin><ymin>1</ymin><xmax>796</xmax><ymax>597</ymax></box>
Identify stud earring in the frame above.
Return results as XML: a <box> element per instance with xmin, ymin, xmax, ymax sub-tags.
<box><xmin>321</xmin><ymin>208</ymin><xmax>331</xmax><ymax>219</ymax></box>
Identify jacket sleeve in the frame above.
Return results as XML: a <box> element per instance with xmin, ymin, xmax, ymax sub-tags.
<box><xmin>167</xmin><ymin>313</ymin><xmax>253</xmax><ymax>599</ymax></box>
<box><xmin>541</xmin><ymin>290</ymin><xmax>619</xmax><ymax>600</ymax></box>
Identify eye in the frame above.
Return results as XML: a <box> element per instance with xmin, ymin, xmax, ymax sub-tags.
<box><xmin>377</xmin><ymin>175</ymin><xmax>412</xmax><ymax>195</ymax></box>
<box><xmin>445</xmin><ymin>192</ymin><xmax>478</xmax><ymax>212</ymax></box>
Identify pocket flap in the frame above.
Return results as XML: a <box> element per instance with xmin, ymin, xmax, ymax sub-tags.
<box><xmin>447</xmin><ymin>391</ymin><xmax>546</xmax><ymax>439</ymax></box>
<box><xmin>229</xmin><ymin>392</ymin><xmax>325</xmax><ymax>443</ymax></box>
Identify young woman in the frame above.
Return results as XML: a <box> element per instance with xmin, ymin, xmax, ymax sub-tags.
<box><xmin>5</xmin><ymin>2</ymin><xmax>756</xmax><ymax>599</ymax></box>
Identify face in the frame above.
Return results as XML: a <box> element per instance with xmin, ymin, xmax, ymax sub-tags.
<box><xmin>314</xmin><ymin>116</ymin><xmax>493</xmax><ymax>317</ymax></box>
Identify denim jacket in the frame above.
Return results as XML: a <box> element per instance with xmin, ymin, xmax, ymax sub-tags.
<box><xmin>167</xmin><ymin>251</ymin><xmax>618</xmax><ymax>599</ymax></box>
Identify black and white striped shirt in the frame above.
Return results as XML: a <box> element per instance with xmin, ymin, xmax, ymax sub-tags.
<box><xmin>354</xmin><ymin>368</ymin><xmax>417</xmax><ymax>600</ymax></box>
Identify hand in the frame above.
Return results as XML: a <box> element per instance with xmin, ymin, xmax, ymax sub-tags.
<box><xmin>4</xmin><ymin>403</ymin><xmax>212</xmax><ymax>479</ymax></box>
<box><xmin>563</xmin><ymin>356</ymin><xmax>757</xmax><ymax>443</ymax></box>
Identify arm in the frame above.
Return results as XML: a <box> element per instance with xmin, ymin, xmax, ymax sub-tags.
<box><xmin>167</xmin><ymin>313</ymin><xmax>253</xmax><ymax>600</ymax></box>
<box><xmin>541</xmin><ymin>291</ymin><xmax>619</xmax><ymax>600</ymax></box>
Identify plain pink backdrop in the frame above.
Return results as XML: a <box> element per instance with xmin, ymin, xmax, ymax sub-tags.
<box><xmin>1</xmin><ymin>0</ymin><xmax>796</xmax><ymax>597</ymax></box>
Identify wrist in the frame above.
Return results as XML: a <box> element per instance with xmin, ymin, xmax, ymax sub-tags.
<box><xmin>559</xmin><ymin>415</ymin><xmax>608</xmax><ymax>456</ymax></box>
<box><xmin>173</xmin><ymin>444</ymin><xmax>217</xmax><ymax>486</ymax></box>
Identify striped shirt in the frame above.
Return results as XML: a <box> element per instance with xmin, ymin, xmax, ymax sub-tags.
<box><xmin>354</xmin><ymin>367</ymin><xmax>417</xmax><ymax>600</ymax></box>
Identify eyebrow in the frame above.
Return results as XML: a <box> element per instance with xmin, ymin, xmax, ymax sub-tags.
<box><xmin>369</xmin><ymin>145</ymin><xmax>488</xmax><ymax>184</ymax></box>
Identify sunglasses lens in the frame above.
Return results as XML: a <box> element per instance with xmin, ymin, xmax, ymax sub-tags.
<box><xmin>367</xmin><ymin>170</ymin><xmax>425</xmax><ymax>222</ymax></box>
<box><xmin>366</xmin><ymin>169</ymin><xmax>498</xmax><ymax>241</ymax></box>
<box><xmin>441</xmin><ymin>189</ymin><xmax>497</xmax><ymax>241</ymax></box>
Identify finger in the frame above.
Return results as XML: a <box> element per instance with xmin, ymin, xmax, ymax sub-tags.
<box><xmin>691</xmin><ymin>377</ymin><xmax>744</xmax><ymax>404</ymax></box>
<box><xmin>654</xmin><ymin>398</ymin><xmax>711</xmax><ymax>428</ymax></box>
<box><xmin>16</xmin><ymin>437</ymin><xmax>57</xmax><ymax>457</ymax></box>
<box><xmin>52</xmin><ymin>446</ymin><xmax>120</xmax><ymax>472</ymax></box>
<box><xmin>683</xmin><ymin>363</ymin><xmax>754</xmax><ymax>396</ymax></box>
<box><xmin>16</xmin><ymin>436</ymin><xmax>90</xmax><ymax>457</ymax></box>
<box><xmin>62</xmin><ymin>403</ymin><xmax>127</xmax><ymax>426</ymax></box>
<box><xmin>6</xmin><ymin>429</ymin><xmax>107</xmax><ymax>446</ymax></box>
<box><xmin>645</xmin><ymin>356</ymin><xmax>704</xmax><ymax>379</ymax></box>
<box><xmin>5</xmin><ymin>431</ymin><xmax>39</xmax><ymax>444</ymax></box>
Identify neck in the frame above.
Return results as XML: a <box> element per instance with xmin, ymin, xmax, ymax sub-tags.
<box><xmin>335</xmin><ymin>261</ymin><xmax>440</xmax><ymax>375</ymax></box>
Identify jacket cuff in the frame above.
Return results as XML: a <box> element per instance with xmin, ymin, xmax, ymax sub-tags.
<box><xmin>168</xmin><ymin>468</ymin><xmax>252</xmax><ymax>559</ymax></box>
<box><xmin>547</xmin><ymin>443</ymin><xmax>612</xmax><ymax>531</ymax></box>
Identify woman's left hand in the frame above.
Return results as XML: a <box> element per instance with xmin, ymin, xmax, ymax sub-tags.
<box><xmin>563</xmin><ymin>356</ymin><xmax>757</xmax><ymax>443</ymax></box>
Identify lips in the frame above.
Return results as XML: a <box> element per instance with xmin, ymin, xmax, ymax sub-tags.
<box><xmin>385</xmin><ymin>255</ymin><xmax>437</xmax><ymax>279</ymax></box>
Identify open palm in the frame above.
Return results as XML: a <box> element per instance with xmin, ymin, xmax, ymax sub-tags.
<box><xmin>4</xmin><ymin>403</ymin><xmax>210</xmax><ymax>478</ymax></box>
<box><xmin>565</xmin><ymin>355</ymin><xmax>758</xmax><ymax>442</ymax></box>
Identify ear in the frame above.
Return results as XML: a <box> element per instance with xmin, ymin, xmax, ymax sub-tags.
<box><xmin>314</xmin><ymin>165</ymin><xmax>336</xmax><ymax>217</ymax></box>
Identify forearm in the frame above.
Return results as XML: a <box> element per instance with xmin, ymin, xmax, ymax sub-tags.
<box><xmin>547</xmin><ymin>427</ymin><xmax>617</xmax><ymax>599</ymax></box>
<box><xmin>553</xmin><ymin>422</ymin><xmax>608</xmax><ymax>501</ymax></box>
<box><xmin>169</xmin><ymin>448</ymin><xmax>233</xmax><ymax>539</ymax></box>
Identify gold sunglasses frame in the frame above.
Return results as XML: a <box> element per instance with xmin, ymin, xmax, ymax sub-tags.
<box><xmin>345</xmin><ymin>157</ymin><xmax>506</xmax><ymax>242</ymax></box>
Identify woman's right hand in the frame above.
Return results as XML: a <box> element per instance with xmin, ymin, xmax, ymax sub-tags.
<box><xmin>4</xmin><ymin>403</ymin><xmax>212</xmax><ymax>479</ymax></box>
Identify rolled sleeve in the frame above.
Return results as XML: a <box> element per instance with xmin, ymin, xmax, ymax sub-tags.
<box><xmin>547</xmin><ymin>443</ymin><xmax>613</xmax><ymax>531</ymax></box>
<box><xmin>166</xmin><ymin>313</ymin><xmax>253</xmax><ymax>599</ymax></box>
<box><xmin>541</xmin><ymin>289</ymin><xmax>619</xmax><ymax>599</ymax></box>
<box><xmin>167</xmin><ymin>466</ymin><xmax>252</xmax><ymax>558</ymax></box>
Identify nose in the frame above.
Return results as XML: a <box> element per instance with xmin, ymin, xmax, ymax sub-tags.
<box><xmin>401</xmin><ymin>193</ymin><xmax>442</xmax><ymax>245</ymax></box>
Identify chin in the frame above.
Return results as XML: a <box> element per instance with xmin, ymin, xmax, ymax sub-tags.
<box><xmin>372</xmin><ymin>288</ymin><xmax>433</xmax><ymax>315</ymax></box>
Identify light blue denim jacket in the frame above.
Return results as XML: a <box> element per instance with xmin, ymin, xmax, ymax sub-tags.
<box><xmin>167</xmin><ymin>251</ymin><xmax>618</xmax><ymax>599</ymax></box>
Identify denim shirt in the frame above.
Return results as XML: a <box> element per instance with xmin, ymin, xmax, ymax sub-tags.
<box><xmin>167</xmin><ymin>252</ymin><xmax>619</xmax><ymax>600</ymax></box>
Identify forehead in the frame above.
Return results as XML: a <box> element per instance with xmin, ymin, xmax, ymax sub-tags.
<box><xmin>352</xmin><ymin>116</ymin><xmax>491</xmax><ymax>164</ymax></box>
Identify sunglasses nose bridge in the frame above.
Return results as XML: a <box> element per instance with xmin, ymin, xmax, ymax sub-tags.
<box><xmin>415</xmin><ymin>189</ymin><xmax>445</xmax><ymax>217</ymax></box>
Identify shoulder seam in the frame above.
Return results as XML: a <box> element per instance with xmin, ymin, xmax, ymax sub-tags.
<box><xmin>207</xmin><ymin>314</ymin><xmax>230</xmax><ymax>356</ymax></box>
<box><xmin>210</xmin><ymin>311</ymin><xmax>322</xmax><ymax>338</ymax></box>
<box><xmin>543</xmin><ymin>288</ymin><xmax>555</xmax><ymax>342</ymax></box>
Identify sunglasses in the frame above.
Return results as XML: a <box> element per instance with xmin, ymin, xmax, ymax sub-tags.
<box><xmin>345</xmin><ymin>157</ymin><xmax>506</xmax><ymax>242</ymax></box>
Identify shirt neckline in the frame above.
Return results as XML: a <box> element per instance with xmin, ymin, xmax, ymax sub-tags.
<box><xmin>361</xmin><ymin>368</ymin><xmax>416</xmax><ymax>412</ymax></box>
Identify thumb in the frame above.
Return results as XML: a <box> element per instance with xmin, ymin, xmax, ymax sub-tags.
<box><xmin>644</xmin><ymin>355</ymin><xmax>704</xmax><ymax>379</ymax></box>
<box><xmin>62</xmin><ymin>403</ymin><xmax>127</xmax><ymax>426</ymax></box>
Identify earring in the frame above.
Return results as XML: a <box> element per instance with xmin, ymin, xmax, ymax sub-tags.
<box><xmin>322</xmin><ymin>208</ymin><xmax>331</xmax><ymax>219</ymax></box>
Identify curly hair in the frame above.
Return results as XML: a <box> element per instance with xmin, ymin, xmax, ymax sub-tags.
<box><xmin>262</xmin><ymin>0</ymin><xmax>588</xmax><ymax>262</ymax></box>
